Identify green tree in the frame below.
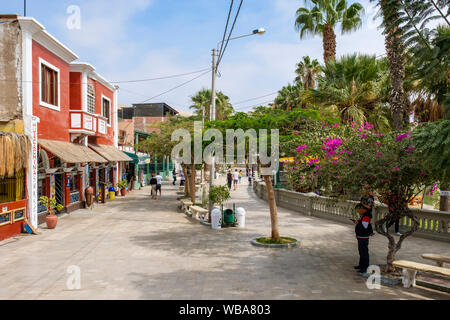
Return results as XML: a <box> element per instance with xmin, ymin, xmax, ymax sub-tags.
<box><xmin>303</xmin><ymin>54</ymin><xmax>391</xmax><ymax>131</ymax></box>
<box><xmin>189</xmin><ymin>88</ymin><xmax>234</xmax><ymax>120</ymax></box>
<box><xmin>273</xmin><ymin>83</ymin><xmax>304</xmax><ymax>110</ymax></box>
<box><xmin>295</xmin><ymin>0</ymin><xmax>364</xmax><ymax>62</ymax></box>
<box><xmin>295</xmin><ymin>56</ymin><xmax>322</xmax><ymax>89</ymax></box>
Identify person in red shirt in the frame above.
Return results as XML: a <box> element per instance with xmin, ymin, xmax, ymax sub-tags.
<box><xmin>352</xmin><ymin>198</ymin><xmax>373</xmax><ymax>274</ymax></box>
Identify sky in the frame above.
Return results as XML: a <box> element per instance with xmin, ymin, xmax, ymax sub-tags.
<box><xmin>2</xmin><ymin>0</ymin><xmax>387</xmax><ymax>113</ymax></box>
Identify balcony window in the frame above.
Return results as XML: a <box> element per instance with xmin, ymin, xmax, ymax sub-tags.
<box><xmin>39</xmin><ymin>58</ymin><xmax>60</xmax><ymax>110</ymax></box>
<box><xmin>87</xmin><ymin>84</ymin><xmax>95</xmax><ymax>114</ymax></box>
<box><xmin>102</xmin><ymin>96</ymin><xmax>111</xmax><ymax>125</ymax></box>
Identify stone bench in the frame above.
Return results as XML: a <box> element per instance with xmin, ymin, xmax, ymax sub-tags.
<box><xmin>179</xmin><ymin>199</ymin><xmax>193</xmax><ymax>213</ymax></box>
<box><xmin>421</xmin><ymin>253</ymin><xmax>450</xmax><ymax>267</ymax></box>
<box><xmin>393</xmin><ymin>260</ymin><xmax>450</xmax><ymax>288</ymax></box>
<box><xmin>189</xmin><ymin>205</ymin><xmax>208</xmax><ymax>220</ymax></box>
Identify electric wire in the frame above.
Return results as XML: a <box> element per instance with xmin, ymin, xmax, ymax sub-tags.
<box><xmin>217</xmin><ymin>0</ymin><xmax>234</xmax><ymax>59</ymax></box>
<box><xmin>216</xmin><ymin>0</ymin><xmax>243</xmax><ymax>69</ymax></box>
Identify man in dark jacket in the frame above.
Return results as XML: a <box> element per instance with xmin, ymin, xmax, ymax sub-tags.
<box><xmin>352</xmin><ymin>196</ymin><xmax>374</xmax><ymax>273</ymax></box>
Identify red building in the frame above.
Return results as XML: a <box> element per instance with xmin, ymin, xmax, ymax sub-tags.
<box><xmin>0</xmin><ymin>15</ymin><xmax>131</xmax><ymax>239</ymax></box>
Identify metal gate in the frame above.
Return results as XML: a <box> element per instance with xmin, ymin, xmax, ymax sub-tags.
<box><xmin>55</xmin><ymin>174</ymin><xmax>64</xmax><ymax>206</ymax></box>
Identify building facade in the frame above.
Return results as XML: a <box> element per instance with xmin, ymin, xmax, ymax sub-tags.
<box><xmin>0</xmin><ymin>15</ymin><xmax>131</xmax><ymax>239</ymax></box>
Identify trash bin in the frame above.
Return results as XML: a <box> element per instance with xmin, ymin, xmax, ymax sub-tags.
<box><xmin>108</xmin><ymin>187</ymin><xmax>116</xmax><ymax>200</ymax></box>
<box><xmin>223</xmin><ymin>208</ymin><xmax>234</xmax><ymax>224</ymax></box>
<box><xmin>236</xmin><ymin>207</ymin><xmax>245</xmax><ymax>228</ymax></box>
<box><xmin>211</xmin><ymin>208</ymin><xmax>222</xmax><ymax>229</ymax></box>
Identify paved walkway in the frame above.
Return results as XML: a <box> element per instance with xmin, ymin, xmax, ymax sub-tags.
<box><xmin>0</xmin><ymin>179</ymin><xmax>449</xmax><ymax>299</ymax></box>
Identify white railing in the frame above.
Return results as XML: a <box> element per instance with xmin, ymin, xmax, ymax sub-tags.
<box><xmin>253</xmin><ymin>180</ymin><xmax>450</xmax><ymax>242</ymax></box>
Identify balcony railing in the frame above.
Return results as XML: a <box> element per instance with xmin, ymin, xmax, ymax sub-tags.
<box><xmin>69</xmin><ymin>110</ymin><xmax>108</xmax><ymax>136</ymax></box>
<box><xmin>70</xmin><ymin>191</ymin><xmax>80</xmax><ymax>204</ymax></box>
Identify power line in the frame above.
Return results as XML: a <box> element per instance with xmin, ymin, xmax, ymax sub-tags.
<box><xmin>218</xmin><ymin>0</ymin><xmax>234</xmax><ymax>59</ymax></box>
<box><xmin>232</xmin><ymin>91</ymin><xmax>278</xmax><ymax>105</ymax></box>
<box><xmin>139</xmin><ymin>70</ymin><xmax>211</xmax><ymax>103</ymax></box>
<box><xmin>216</xmin><ymin>0</ymin><xmax>243</xmax><ymax>69</ymax></box>
<box><xmin>110</xmin><ymin>68</ymin><xmax>210</xmax><ymax>83</ymax></box>
<box><xmin>234</xmin><ymin>99</ymin><xmax>274</xmax><ymax>111</ymax></box>
<box><xmin>0</xmin><ymin>67</ymin><xmax>210</xmax><ymax>85</ymax></box>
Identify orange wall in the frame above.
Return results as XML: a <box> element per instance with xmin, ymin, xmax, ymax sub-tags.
<box><xmin>32</xmin><ymin>40</ymin><xmax>71</xmax><ymax>142</ymax></box>
<box><xmin>70</xmin><ymin>72</ymin><xmax>82</xmax><ymax>110</ymax></box>
<box><xmin>0</xmin><ymin>199</ymin><xmax>28</xmax><ymax>241</ymax></box>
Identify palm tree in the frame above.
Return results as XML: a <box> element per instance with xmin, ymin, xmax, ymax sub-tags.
<box><xmin>295</xmin><ymin>56</ymin><xmax>321</xmax><ymax>89</ymax></box>
<box><xmin>303</xmin><ymin>54</ymin><xmax>391</xmax><ymax>130</ymax></box>
<box><xmin>190</xmin><ymin>88</ymin><xmax>234</xmax><ymax>120</ymax></box>
<box><xmin>371</xmin><ymin>0</ymin><xmax>410</xmax><ymax>130</ymax></box>
<box><xmin>273</xmin><ymin>83</ymin><xmax>303</xmax><ymax>110</ymax></box>
<box><xmin>295</xmin><ymin>0</ymin><xmax>364</xmax><ymax>62</ymax></box>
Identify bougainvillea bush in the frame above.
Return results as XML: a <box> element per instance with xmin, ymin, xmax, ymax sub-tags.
<box><xmin>286</xmin><ymin>122</ymin><xmax>440</xmax><ymax>271</ymax></box>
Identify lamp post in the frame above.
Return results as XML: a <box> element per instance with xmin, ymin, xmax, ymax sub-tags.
<box><xmin>208</xmin><ymin>28</ymin><xmax>266</xmax><ymax>215</ymax></box>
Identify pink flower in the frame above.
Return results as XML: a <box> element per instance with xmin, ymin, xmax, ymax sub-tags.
<box><xmin>332</xmin><ymin>123</ymin><xmax>339</xmax><ymax>128</ymax></box>
<box><xmin>396</xmin><ymin>134</ymin><xmax>413</xmax><ymax>141</ymax></box>
<box><xmin>307</xmin><ymin>158</ymin><xmax>319</xmax><ymax>165</ymax></box>
<box><xmin>393</xmin><ymin>166</ymin><xmax>399</xmax><ymax>171</ymax></box>
<box><xmin>293</xmin><ymin>166</ymin><xmax>299</xmax><ymax>170</ymax></box>
<box><xmin>360</xmin><ymin>134</ymin><xmax>368</xmax><ymax>139</ymax></box>
<box><xmin>375</xmin><ymin>153</ymin><xmax>383</xmax><ymax>158</ymax></box>
<box><xmin>293</xmin><ymin>131</ymin><xmax>300</xmax><ymax>135</ymax></box>
<box><xmin>296</xmin><ymin>145</ymin><xmax>308</xmax><ymax>153</ymax></box>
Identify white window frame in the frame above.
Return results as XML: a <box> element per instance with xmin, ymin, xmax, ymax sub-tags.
<box><xmin>101</xmin><ymin>94</ymin><xmax>112</xmax><ymax>127</ymax></box>
<box><xmin>87</xmin><ymin>84</ymin><xmax>95</xmax><ymax>114</ymax></box>
<box><xmin>39</xmin><ymin>57</ymin><xmax>60</xmax><ymax>111</ymax></box>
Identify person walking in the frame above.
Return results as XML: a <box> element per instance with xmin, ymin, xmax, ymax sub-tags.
<box><xmin>149</xmin><ymin>173</ymin><xmax>157</xmax><ymax>200</ymax></box>
<box><xmin>248</xmin><ymin>170</ymin><xmax>252</xmax><ymax>186</ymax></box>
<box><xmin>233</xmin><ymin>169</ymin><xmax>239</xmax><ymax>191</ymax></box>
<box><xmin>227</xmin><ymin>170</ymin><xmax>233</xmax><ymax>190</ymax></box>
<box><xmin>155</xmin><ymin>172</ymin><xmax>163</xmax><ymax>198</ymax></box>
<box><xmin>172</xmin><ymin>168</ymin><xmax>177</xmax><ymax>185</ymax></box>
<box><xmin>238</xmin><ymin>170</ymin><xmax>243</xmax><ymax>184</ymax></box>
<box><xmin>352</xmin><ymin>196</ymin><xmax>374</xmax><ymax>274</ymax></box>
<box><xmin>179</xmin><ymin>170</ymin><xmax>185</xmax><ymax>186</ymax></box>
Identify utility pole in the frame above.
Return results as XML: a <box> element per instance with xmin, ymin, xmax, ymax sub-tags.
<box><xmin>208</xmin><ymin>48</ymin><xmax>217</xmax><ymax>215</ymax></box>
<box><xmin>24</xmin><ymin>0</ymin><xmax>27</xmax><ymax>16</ymax></box>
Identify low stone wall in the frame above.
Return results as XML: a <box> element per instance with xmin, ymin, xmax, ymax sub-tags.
<box><xmin>253</xmin><ymin>180</ymin><xmax>450</xmax><ymax>243</ymax></box>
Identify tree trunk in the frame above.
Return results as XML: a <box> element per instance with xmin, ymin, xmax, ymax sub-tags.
<box><xmin>263</xmin><ymin>174</ymin><xmax>280</xmax><ymax>241</ymax></box>
<box><xmin>189</xmin><ymin>164</ymin><xmax>196</xmax><ymax>203</ymax></box>
<box><xmin>322</xmin><ymin>23</ymin><xmax>336</xmax><ymax>63</ymax></box>
<box><xmin>380</xmin><ymin>0</ymin><xmax>409</xmax><ymax>131</ymax></box>
<box><xmin>374</xmin><ymin>199</ymin><xmax>419</xmax><ymax>272</ymax></box>
<box><xmin>439</xmin><ymin>182</ymin><xmax>449</xmax><ymax>212</ymax></box>
<box><xmin>181</xmin><ymin>164</ymin><xmax>189</xmax><ymax>198</ymax></box>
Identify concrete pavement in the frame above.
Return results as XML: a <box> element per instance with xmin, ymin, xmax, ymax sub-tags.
<box><xmin>0</xmin><ymin>179</ymin><xmax>448</xmax><ymax>299</ymax></box>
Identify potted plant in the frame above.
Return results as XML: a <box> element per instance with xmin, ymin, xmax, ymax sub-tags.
<box><xmin>118</xmin><ymin>180</ymin><xmax>128</xmax><ymax>196</ymax></box>
<box><xmin>39</xmin><ymin>196</ymin><xmax>63</xmax><ymax>229</ymax></box>
<box><xmin>208</xmin><ymin>185</ymin><xmax>231</xmax><ymax>223</ymax></box>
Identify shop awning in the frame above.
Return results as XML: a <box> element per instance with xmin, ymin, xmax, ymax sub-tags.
<box><xmin>39</xmin><ymin>139</ymin><xmax>107</xmax><ymax>163</ymax></box>
<box><xmin>123</xmin><ymin>151</ymin><xmax>139</xmax><ymax>164</ymax></box>
<box><xmin>88</xmin><ymin>144</ymin><xmax>133</xmax><ymax>162</ymax></box>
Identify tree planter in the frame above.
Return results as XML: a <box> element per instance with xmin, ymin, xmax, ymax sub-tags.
<box><xmin>46</xmin><ymin>214</ymin><xmax>58</xmax><ymax>229</ymax></box>
<box><xmin>120</xmin><ymin>189</ymin><xmax>127</xmax><ymax>196</ymax></box>
<box><xmin>251</xmin><ymin>237</ymin><xmax>299</xmax><ymax>248</ymax></box>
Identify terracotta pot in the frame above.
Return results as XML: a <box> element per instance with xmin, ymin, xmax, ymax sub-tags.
<box><xmin>46</xmin><ymin>214</ymin><xmax>58</xmax><ymax>229</ymax></box>
<box><xmin>120</xmin><ymin>188</ymin><xmax>127</xmax><ymax>196</ymax></box>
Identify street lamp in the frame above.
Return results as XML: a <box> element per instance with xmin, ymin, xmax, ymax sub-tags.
<box><xmin>208</xmin><ymin>28</ymin><xmax>266</xmax><ymax>215</ymax></box>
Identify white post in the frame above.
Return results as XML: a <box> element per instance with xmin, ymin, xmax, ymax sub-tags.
<box><xmin>208</xmin><ymin>49</ymin><xmax>217</xmax><ymax>215</ymax></box>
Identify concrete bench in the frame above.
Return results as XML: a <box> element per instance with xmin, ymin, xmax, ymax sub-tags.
<box><xmin>190</xmin><ymin>205</ymin><xmax>208</xmax><ymax>220</ymax></box>
<box><xmin>393</xmin><ymin>260</ymin><xmax>450</xmax><ymax>288</ymax></box>
<box><xmin>179</xmin><ymin>199</ymin><xmax>193</xmax><ymax>213</ymax></box>
<box><xmin>421</xmin><ymin>254</ymin><xmax>450</xmax><ymax>267</ymax></box>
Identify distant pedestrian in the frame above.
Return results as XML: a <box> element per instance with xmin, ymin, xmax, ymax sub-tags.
<box><xmin>238</xmin><ymin>170</ymin><xmax>243</xmax><ymax>183</ymax></box>
<box><xmin>233</xmin><ymin>169</ymin><xmax>239</xmax><ymax>191</ymax></box>
<box><xmin>227</xmin><ymin>171</ymin><xmax>232</xmax><ymax>190</ymax></box>
<box><xmin>155</xmin><ymin>172</ymin><xmax>163</xmax><ymax>197</ymax></box>
<box><xmin>179</xmin><ymin>170</ymin><xmax>185</xmax><ymax>186</ymax></box>
<box><xmin>248</xmin><ymin>172</ymin><xmax>252</xmax><ymax>185</ymax></box>
<box><xmin>149</xmin><ymin>173</ymin><xmax>157</xmax><ymax>200</ymax></box>
<box><xmin>172</xmin><ymin>168</ymin><xmax>177</xmax><ymax>185</ymax></box>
